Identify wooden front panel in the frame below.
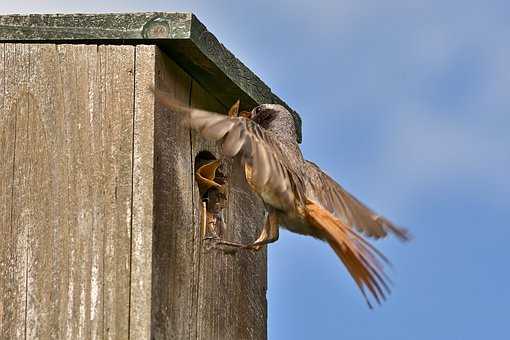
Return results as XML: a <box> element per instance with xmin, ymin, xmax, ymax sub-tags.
<box><xmin>0</xmin><ymin>43</ymin><xmax>139</xmax><ymax>340</ymax></box>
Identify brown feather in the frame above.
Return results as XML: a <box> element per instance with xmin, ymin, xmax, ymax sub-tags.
<box><xmin>306</xmin><ymin>161</ymin><xmax>411</xmax><ymax>241</ymax></box>
<box><xmin>305</xmin><ymin>199</ymin><xmax>391</xmax><ymax>307</ymax></box>
<box><xmin>153</xmin><ymin>88</ymin><xmax>408</xmax><ymax>307</ymax></box>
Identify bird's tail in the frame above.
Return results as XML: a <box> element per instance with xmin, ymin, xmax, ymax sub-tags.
<box><xmin>305</xmin><ymin>199</ymin><xmax>392</xmax><ymax>308</ymax></box>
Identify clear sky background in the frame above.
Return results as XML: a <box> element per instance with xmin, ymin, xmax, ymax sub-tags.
<box><xmin>4</xmin><ymin>1</ymin><xmax>510</xmax><ymax>339</ymax></box>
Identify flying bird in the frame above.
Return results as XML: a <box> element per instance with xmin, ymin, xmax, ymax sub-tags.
<box><xmin>155</xmin><ymin>91</ymin><xmax>410</xmax><ymax>307</ymax></box>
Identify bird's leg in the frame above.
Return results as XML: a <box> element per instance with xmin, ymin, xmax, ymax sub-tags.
<box><xmin>248</xmin><ymin>211</ymin><xmax>279</xmax><ymax>251</ymax></box>
<box><xmin>216</xmin><ymin>211</ymin><xmax>279</xmax><ymax>251</ymax></box>
<box><xmin>195</xmin><ymin>159</ymin><xmax>227</xmax><ymax>242</ymax></box>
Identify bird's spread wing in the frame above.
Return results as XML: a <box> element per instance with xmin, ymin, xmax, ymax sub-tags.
<box><xmin>154</xmin><ymin>89</ymin><xmax>404</xmax><ymax>307</ymax></box>
<box><xmin>155</xmin><ymin>91</ymin><xmax>300</xmax><ymax>211</ymax></box>
<box><xmin>306</xmin><ymin>161</ymin><xmax>410</xmax><ymax>241</ymax></box>
<box><xmin>192</xmin><ymin>109</ymin><xmax>304</xmax><ymax>210</ymax></box>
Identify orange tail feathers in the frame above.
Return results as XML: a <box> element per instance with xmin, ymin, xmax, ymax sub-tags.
<box><xmin>305</xmin><ymin>199</ymin><xmax>392</xmax><ymax>308</ymax></box>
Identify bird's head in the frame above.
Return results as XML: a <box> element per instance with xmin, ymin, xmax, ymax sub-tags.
<box><xmin>249</xmin><ymin>104</ymin><xmax>298</xmax><ymax>142</ymax></box>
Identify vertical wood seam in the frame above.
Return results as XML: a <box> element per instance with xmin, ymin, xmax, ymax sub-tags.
<box><xmin>23</xmin><ymin>44</ymin><xmax>31</xmax><ymax>340</ymax></box>
<box><xmin>187</xmin><ymin>80</ymin><xmax>201</xmax><ymax>340</ymax></box>
<box><xmin>99</xmin><ymin>44</ymin><xmax>106</xmax><ymax>340</ymax></box>
<box><xmin>87</xmin><ymin>45</ymin><xmax>96</xmax><ymax>340</ymax></box>
<box><xmin>127</xmin><ymin>45</ymin><xmax>137</xmax><ymax>340</ymax></box>
<box><xmin>58</xmin><ymin>43</ymin><xmax>72</xmax><ymax>340</ymax></box>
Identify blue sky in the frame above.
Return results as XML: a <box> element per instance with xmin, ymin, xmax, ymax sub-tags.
<box><xmin>6</xmin><ymin>1</ymin><xmax>510</xmax><ymax>339</ymax></box>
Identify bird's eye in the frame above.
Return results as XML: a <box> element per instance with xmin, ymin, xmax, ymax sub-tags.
<box><xmin>254</xmin><ymin>106</ymin><xmax>262</xmax><ymax>115</ymax></box>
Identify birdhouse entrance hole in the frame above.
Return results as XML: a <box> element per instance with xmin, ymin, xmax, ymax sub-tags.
<box><xmin>195</xmin><ymin>151</ymin><xmax>228</xmax><ymax>239</ymax></box>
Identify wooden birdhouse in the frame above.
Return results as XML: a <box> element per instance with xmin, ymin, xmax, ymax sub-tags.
<box><xmin>0</xmin><ymin>13</ymin><xmax>301</xmax><ymax>340</ymax></box>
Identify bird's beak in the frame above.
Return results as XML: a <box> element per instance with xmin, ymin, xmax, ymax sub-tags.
<box><xmin>239</xmin><ymin>111</ymin><xmax>252</xmax><ymax>119</ymax></box>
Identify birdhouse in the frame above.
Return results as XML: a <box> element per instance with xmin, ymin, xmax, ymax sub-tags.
<box><xmin>0</xmin><ymin>13</ymin><xmax>301</xmax><ymax>340</ymax></box>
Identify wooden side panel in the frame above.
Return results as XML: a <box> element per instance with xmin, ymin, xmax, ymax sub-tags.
<box><xmin>150</xmin><ymin>47</ymin><xmax>267</xmax><ymax>340</ymax></box>
<box><xmin>190</xmin><ymin>82</ymin><xmax>268</xmax><ymax>340</ymax></box>
<box><xmin>151</xmin><ymin>48</ymin><xmax>194</xmax><ymax>340</ymax></box>
<box><xmin>129</xmin><ymin>44</ymin><xmax>156</xmax><ymax>340</ymax></box>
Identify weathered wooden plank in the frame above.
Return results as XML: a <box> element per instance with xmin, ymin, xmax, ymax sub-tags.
<box><xmin>55</xmin><ymin>44</ymin><xmax>102</xmax><ymax>340</ymax></box>
<box><xmin>5</xmin><ymin>46</ymin><xmax>55</xmax><ymax>337</ymax></box>
<box><xmin>87</xmin><ymin>45</ymin><xmax>105</xmax><ymax>340</ymax></box>
<box><xmin>0</xmin><ymin>43</ymin><xmax>139</xmax><ymax>340</ymax></box>
<box><xmin>81</xmin><ymin>45</ymin><xmax>105</xmax><ymax>339</ymax></box>
<box><xmin>1</xmin><ymin>43</ymin><xmax>31</xmax><ymax>340</ymax></box>
<box><xmin>98</xmin><ymin>45</ymin><xmax>135</xmax><ymax>340</ymax></box>
<box><xmin>19</xmin><ymin>43</ymin><xmax>73</xmax><ymax>340</ymax></box>
<box><xmin>0</xmin><ymin>42</ymin><xmax>13</xmax><ymax>339</ymax></box>
<box><xmin>129</xmin><ymin>44</ymin><xmax>156</xmax><ymax>340</ymax></box>
<box><xmin>55</xmin><ymin>44</ymin><xmax>136</xmax><ymax>340</ymax></box>
<box><xmin>0</xmin><ymin>42</ymin><xmax>10</xmax><ymax>338</ymax></box>
<box><xmin>190</xmin><ymin>81</ymin><xmax>267</xmax><ymax>340</ymax></box>
<box><xmin>0</xmin><ymin>13</ymin><xmax>192</xmax><ymax>40</ymax></box>
<box><xmin>150</xmin><ymin>47</ymin><xmax>194</xmax><ymax>340</ymax></box>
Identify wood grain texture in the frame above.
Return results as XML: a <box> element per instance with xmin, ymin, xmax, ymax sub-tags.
<box><xmin>0</xmin><ymin>42</ymin><xmax>6</xmax><ymax>337</ymax></box>
<box><xmin>190</xmin><ymin>80</ymin><xmax>268</xmax><ymax>340</ymax></box>
<box><xmin>55</xmin><ymin>44</ymin><xmax>101</xmax><ymax>340</ymax></box>
<box><xmin>150</xmin><ymin>47</ymin><xmax>195</xmax><ymax>340</ymax></box>
<box><xmin>55</xmin><ymin>44</ymin><xmax>135</xmax><ymax>340</ymax></box>
<box><xmin>0</xmin><ymin>43</ymin><xmax>136</xmax><ymax>339</ymax></box>
<box><xmin>130</xmin><ymin>44</ymin><xmax>156</xmax><ymax>340</ymax></box>
<box><xmin>0</xmin><ymin>12</ymin><xmax>193</xmax><ymax>40</ymax></box>
<box><xmin>23</xmin><ymin>43</ymin><xmax>67</xmax><ymax>340</ymax></box>
<box><xmin>98</xmin><ymin>45</ymin><xmax>135</xmax><ymax>340</ymax></box>
<box><xmin>1</xmin><ymin>43</ymin><xmax>31</xmax><ymax>340</ymax></box>
<box><xmin>0</xmin><ymin>42</ymin><xmax>268</xmax><ymax>340</ymax></box>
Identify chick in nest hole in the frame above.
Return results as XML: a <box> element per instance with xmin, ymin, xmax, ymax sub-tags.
<box><xmin>195</xmin><ymin>159</ymin><xmax>228</xmax><ymax>239</ymax></box>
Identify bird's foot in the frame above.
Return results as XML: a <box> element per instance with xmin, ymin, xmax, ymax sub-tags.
<box><xmin>215</xmin><ymin>239</ymin><xmax>264</xmax><ymax>251</ymax></box>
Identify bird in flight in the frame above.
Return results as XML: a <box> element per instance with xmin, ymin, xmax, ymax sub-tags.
<box><xmin>155</xmin><ymin>92</ymin><xmax>410</xmax><ymax>308</ymax></box>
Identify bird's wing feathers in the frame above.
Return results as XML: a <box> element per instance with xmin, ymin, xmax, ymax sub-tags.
<box><xmin>186</xmin><ymin>107</ymin><xmax>299</xmax><ymax>210</ymax></box>
<box><xmin>154</xmin><ymin>89</ymin><xmax>405</xmax><ymax>306</ymax></box>
<box><xmin>306</xmin><ymin>161</ymin><xmax>410</xmax><ymax>241</ymax></box>
<box><xmin>188</xmin><ymin>106</ymin><xmax>399</xmax><ymax>305</ymax></box>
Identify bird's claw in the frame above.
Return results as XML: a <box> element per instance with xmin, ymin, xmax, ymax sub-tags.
<box><xmin>214</xmin><ymin>239</ymin><xmax>263</xmax><ymax>251</ymax></box>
